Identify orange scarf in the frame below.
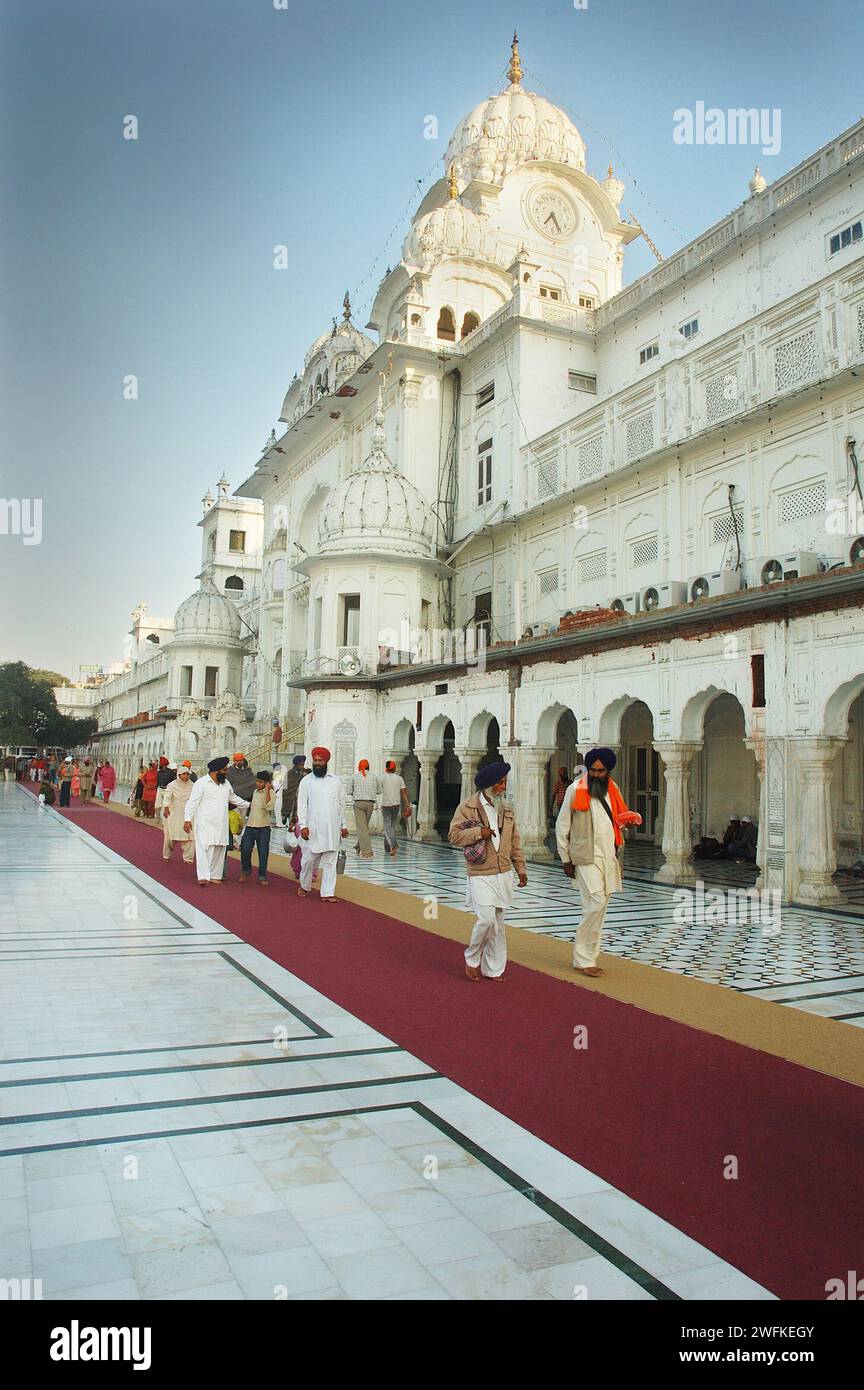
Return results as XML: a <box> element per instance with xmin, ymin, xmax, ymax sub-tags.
<box><xmin>571</xmin><ymin>776</ymin><xmax>631</xmax><ymax>847</ymax></box>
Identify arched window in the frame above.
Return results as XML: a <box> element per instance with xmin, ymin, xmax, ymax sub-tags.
<box><xmin>225</xmin><ymin>575</ymin><xmax>244</xmax><ymax>594</ymax></box>
<box><xmin>436</xmin><ymin>307</ymin><xmax>456</xmax><ymax>342</ymax></box>
<box><xmin>461</xmin><ymin>312</ymin><xmax>480</xmax><ymax>338</ymax></box>
<box><xmin>273</xmin><ymin>648</ymin><xmax>283</xmax><ymax>674</ymax></box>
<box><xmin>272</xmin><ymin>558</ymin><xmax>286</xmax><ymax>593</ymax></box>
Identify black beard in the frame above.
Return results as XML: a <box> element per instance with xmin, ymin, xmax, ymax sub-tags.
<box><xmin>215</xmin><ymin>772</ymin><xmax>226</xmax><ymax>783</ymax></box>
<box><xmin>588</xmin><ymin>775</ymin><xmax>609</xmax><ymax>798</ymax></box>
<box><xmin>312</xmin><ymin>765</ymin><xmax>327</xmax><ymax>777</ymax></box>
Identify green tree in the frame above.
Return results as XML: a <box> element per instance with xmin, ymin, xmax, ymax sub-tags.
<box><xmin>0</xmin><ymin>662</ymin><xmax>55</xmax><ymax>743</ymax></box>
<box><xmin>31</xmin><ymin>669</ymin><xmax>72</xmax><ymax>688</ymax></box>
<box><xmin>0</xmin><ymin>662</ymin><xmax>95</xmax><ymax>748</ymax></box>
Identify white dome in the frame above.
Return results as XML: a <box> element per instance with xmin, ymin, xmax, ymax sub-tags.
<box><xmin>174</xmin><ymin>576</ymin><xmax>243</xmax><ymax>641</ymax></box>
<box><xmin>304</xmin><ymin>317</ymin><xmax>374</xmax><ymax>372</ymax></box>
<box><xmin>446</xmin><ymin>85</ymin><xmax>586</xmax><ymax>185</ymax></box>
<box><xmin>318</xmin><ymin>387</ymin><xmax>435</xmax><ymax>558</ymax></box>
<box><xmin>403</xmin><ymin>197</ymin><xmax>497</xmax><ymax>267</ymax></box>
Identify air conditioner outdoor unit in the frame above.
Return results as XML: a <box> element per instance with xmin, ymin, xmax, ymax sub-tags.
<box><xmin>689</xmin><ymin>570</ymin><xmax>741</xmax><ymax>601</ymax></box>
<box><xmin>521</xmin><ymin>621</ymin><xmax>556</xmax><ymax>639</ymax></box>
<box><xmin>610</xmin><ymin>592</ymin><xmax>641</xmax><ymax>615</ymax></box>
<box><xmin>849</xmin><ymin>536</ymin><xmax>864</xmax><ymax>566</ymax></box>
<box><xmin>641</xmin><ymin>581</ymin><xmax>688</xmax><ymax>612</ymax></box>
<box><xmin>760</xmin><ymin>551</ymin><xmax>820</xmax><ymax>585</ymax></box>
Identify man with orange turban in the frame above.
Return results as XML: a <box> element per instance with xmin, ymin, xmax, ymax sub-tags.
<box><xmin>555</xmin><ymin>747</ymin><xmax>641</xmax><ymax>978</ymax></box>
<box><xmin>296</xmin><ymin>747</ymin><xmax>348</xmax><ymax>901</ymax></box>
<box><xmin>350</xmin><ymin>758</ymin><xmax>380</xmax><ymax>858</ymax></box>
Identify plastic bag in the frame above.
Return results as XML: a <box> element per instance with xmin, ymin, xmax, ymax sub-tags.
<box><xmin>336</xmin><ymin>849</ymin><xmax>347</xmax><ymax>876</ymax></box>
<box><xmin>228</xmin><ymin>809</ymin><xmax>243</xmax><ymax>836</ymax></box>
<box><xmin>284</xmin><ymin>828</ymin><xmax>298</xmax><ymax>850</ymax></box>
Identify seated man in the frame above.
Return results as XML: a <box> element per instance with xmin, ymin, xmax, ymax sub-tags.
<box><xmin>718</xmin><ymin>815</ymin><xmax>757</xmax><ymax>862</ymax></box>
<box><xmin>715</xmin><ymin>817</ymin><xmax>741</xmax><ymax>858</ymax></box>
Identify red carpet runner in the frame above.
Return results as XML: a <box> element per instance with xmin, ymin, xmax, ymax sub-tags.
<box><xmin>38</xmin><ymin>794</ymin><xmax>864</xmax><ymax>1299</ymax></box>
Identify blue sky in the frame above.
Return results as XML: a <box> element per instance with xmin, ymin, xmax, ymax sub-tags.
<box><xmin>1</xmin><ymin>0</ymin><xmax>861</xmax><ymax>676</ymax></box>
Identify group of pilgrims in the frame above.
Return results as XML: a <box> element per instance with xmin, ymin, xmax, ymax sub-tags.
<box><xmin>43</xmin><ymin>741</ymin><xmax>642</xmax><ymax>983</ymax></box>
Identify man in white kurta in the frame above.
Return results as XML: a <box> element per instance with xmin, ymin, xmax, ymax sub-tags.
<box><xmin>183</xmin><ymin>757</ymin><xmax>250</xmax><ymax>885</ymax></box>
<box><xmin>556</xmin><ymin>748</ymin><xmax>640</xmax><ymax>976</ymax></box>
<box><xmin>297</xmin><ymin>747</ymin><xmax>348</xmax><ymax>901</ymax></box>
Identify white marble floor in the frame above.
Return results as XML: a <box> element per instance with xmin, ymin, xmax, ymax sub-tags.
<box><xmin>0</xmin><ymin>783</ymin><xmax>773</xmax><ymax>1302</ymax></box>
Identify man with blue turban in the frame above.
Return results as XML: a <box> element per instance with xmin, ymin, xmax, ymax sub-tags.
<box><xmin>448</xmin><ymin>760</ymin><xmax>528</xmax><ymax>981</ymax></box>
<box><xmin>555</xmin><ymin>747</ymin><xmax>641</xmax><ymax>977</ymax></box>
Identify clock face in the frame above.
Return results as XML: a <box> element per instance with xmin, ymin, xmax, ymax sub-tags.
<box><xmin>527</xmin><ymin>186</ymin><xmax>577</xmax><ymax>240</ymax></box>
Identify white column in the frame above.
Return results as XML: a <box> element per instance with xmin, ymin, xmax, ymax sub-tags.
<box><xmin>514</xmin><ymin>746</ymin><xmax>556</xmax><ymax>862</ymax></box>
<box><xmin>455</xmin><ymin>748</ymin><xmax>484</xmax><ymax>802</ymax></box>
<box><xmin>414</xmin><ymin>751</ymin><xmax>439</xmax><ymax>842</ymax></box>
<box><xmin>653</xmin><ymin>741</ymin><xmax>700</xmax><ymax>885</ymax></box>
<box><xmin>744</xmin><ymin>735</ymin><xmax>768</xmax><ymax>892</ymax></box>
<box><xmin>793</xmin><ymin>738</ymin><xmax>845</xmax><ymax>906</ymax></box>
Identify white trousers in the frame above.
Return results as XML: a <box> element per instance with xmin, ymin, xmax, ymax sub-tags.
<box><xmin>300</xmin><ymin>845</ymin><xmax>338</xmax><ymax>897</ymax></box>
<box><xmin>195</xmin><ymin>840</ymin><xmax>226</xmax><ymax>882</ymax></box>
<box><xmin>573</xmin><ymin>877</ymin><xmax>611</xmax><ymax>968</ymax></box>
<box><xmin>465</xmin><ymin>872</ymin><xmax>513</xmax><ymax>978</ymax></box>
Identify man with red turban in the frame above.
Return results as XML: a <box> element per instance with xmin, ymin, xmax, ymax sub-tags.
<box><xmin>296</xmin><ymin>747</ymin><xmax>348</xmax><ymax>901</ymax></box>
<box><xmin>555</xmin><ymin>747</ymin><xmax>641</xmax><ymax>978</ymax></box>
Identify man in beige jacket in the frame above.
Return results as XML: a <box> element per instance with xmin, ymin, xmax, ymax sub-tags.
<box><xmin>448</xmin><ymin>761</ymin><xmax>528</xmax><ymax>982</ymax></box>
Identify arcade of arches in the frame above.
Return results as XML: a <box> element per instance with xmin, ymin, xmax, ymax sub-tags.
<box><xmin>387</xmin><ymin>686</ymin><xmax>864</xmax><ymax>910</ymax></box>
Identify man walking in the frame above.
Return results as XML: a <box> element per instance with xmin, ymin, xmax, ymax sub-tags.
<box><xmin>448</xmin><ymin>761</ymin><xmax>528</xmax><ymax>982</ymax></box>
<box><xmin>350</xmin><ymin>759</ymin><xmax>380</xmax><ymax>858</ymax></box>
<box><xmin>162</xmin><ymin>765</ymin><xmax>195</xmax><ymax>864</ymax></box>
<box><xmin>155</xmin><ymin>756</ymin><xmax>175</xmax><ymax>815</ymax></box>
<box><xmin>78</xmin><ymin>758</ymin><xmax>95</xmax><ymax>804</ymax></box>
<box><xmin>380</xmin><ymin>759</ymin><xmax>411</xmax><ymax>856</ymax></box>
<box><xmin>555</xmin><ymin>747</ymin><xmax>641</xmax><ymax>978</ymax></box>
<box><xmin>239</xmin><ymin>771</ymin><xmax>275</xmax><ymax>885</ymax></box>
<box><xmin>57</xmin><ymin>758</ymin><xmax>73</xmax><ymax>807</ymax></box>
<box><xmin>296</xmin><ymin>747</ymin><xmax>348</xmax><ymax>902</ymax></box>
<box><xmin>183</xmin><ymin>757</ymin><xmax>250</xmax><ymax>885</ymax></box>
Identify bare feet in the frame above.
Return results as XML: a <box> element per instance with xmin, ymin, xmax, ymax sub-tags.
<box><xmin>490</xmin><ymin>974</ymin><xmax>506</xmax><ymax>982</ymax></box>
<box><xmin>297</xmin><ymin>887</ymin><xmax>306</xmax><ymax>897</ymax></box>
<box><xmin>321</xmin><ymin>896</ymin><xmax>337</xmax><ymax>903</ymax></box>
<box><xmin>198</xmin><ymin>880</ymin><xmax>209</xmax><ymax>887</ymax></box>
<box><xmin>465</xmin><ymin>963</ymin><xmax>482</xmax><ymax>982</ymax></box>
<box><xmin>575</xmin><ymin>965</ymin><xmax>604</xmax><ymax>978</ymax></box>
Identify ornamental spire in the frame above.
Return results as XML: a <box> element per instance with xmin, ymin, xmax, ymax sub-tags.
<box><xmin>507</xmin><ymin>30</ymin><xmax>523</xmax><ymax>87</ymax></box>
<box><xmin>372</xmin><ymin>373</ymin><xmax>386</xmax><ymax>451</ymax></box>
<box><xmin>342</xmin><ymin>289</ymin><xmax>352</xmax><ymax>321</ymax></box>
<box><xmin>447</xmin><ymin>163</ymin><xmax>459</xmax><ymax>200</ymax></box>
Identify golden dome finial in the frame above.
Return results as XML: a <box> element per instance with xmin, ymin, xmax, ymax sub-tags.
<box><xmin>607</xmin><ymin>162</ymin><xmax>614</xmax><ymax>178</ymax></box>
<box><xmin>508</xmin><ymin>30</ymin><xmax>523</xmax><ymax>86</ymax></box>
<box><xmin>448</xmin><ymin>163</ymin><xmax>459</xmax><ymax>200</ymax></box>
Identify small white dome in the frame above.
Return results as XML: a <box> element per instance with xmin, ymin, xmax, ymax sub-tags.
<box><xmin>403</xmin><ymin>197</ymin><xmax>496</xmax><ymax>267</ymax></box>
<box><xmin>317</xmin><ymin>385</ymin><xmax>435</xmax><ymax>558</ymax></box>
<box><xmin>174</xmin><ymin>577</ymin><xmax>242</xmax><ymax>641</ymax></box>
<box><xmin>748</xmin><ymin>166</ymin><xmax>767</xmax><ymax>196</ymax></box>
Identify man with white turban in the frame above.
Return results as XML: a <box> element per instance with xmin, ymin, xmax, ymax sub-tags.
<box><xmin>296</xmin><ymin>747</ymin><xmax>348</xmax><ymax>902</ymax></box>
<box><xmin>556</xmin><ymin>747</ymin><xmax>641</xmax><ymax>977</ymax></box>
